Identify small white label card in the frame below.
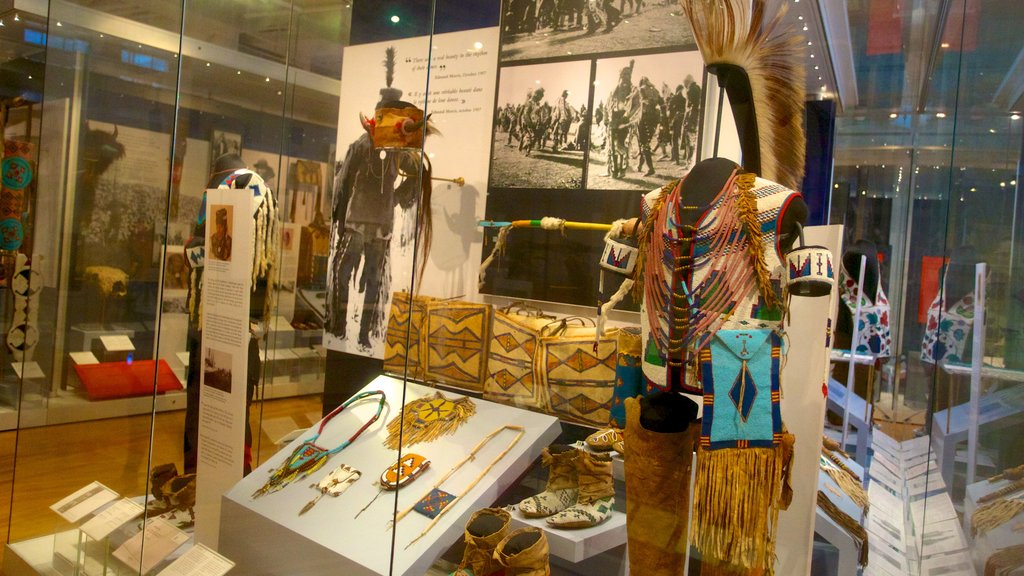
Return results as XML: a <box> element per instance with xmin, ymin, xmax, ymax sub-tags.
<box><xmin>50</xmin><ymin>481</ymin><xmax>119</xmax><ymax>523</ymax></box>
<box><xmin>100</xmin><ymin>334</ymin><xmax>135</xmax><ymax>352</ymax></box>
<box><xmin>80</xmin><ymin>498</ymin><xmax>144</xmax><ymax>541</ymax></box>
<box><xmin>113</xmin><ymin>518</ymin><xmax>189</xmax><ymax>574</ymax></box>
<box><xmin>156</xmin><ymin>544</ymin><xmax>234</xmax><ymax>576</ymax></box>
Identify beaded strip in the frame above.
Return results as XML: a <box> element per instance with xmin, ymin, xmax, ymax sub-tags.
<box><xmin>990</xmin><ymin>464</ymin><xmax>1024</xmax><ymax>483</ymax></box>
<box><xmin>980</xmin><ymin>479</ymin><xmax>1024</xmax><ymax>504</ymax></box>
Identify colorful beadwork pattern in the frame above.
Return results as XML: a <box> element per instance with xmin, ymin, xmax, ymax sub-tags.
<box><xmin>413</xmin><ymin>488</ymin><xmax>456</xmax><ymax>519</ymax></box>
<box><xmin>699</xmin><ymin>330</ymin><xmax>782</xmax><ymax>450</ymax></box>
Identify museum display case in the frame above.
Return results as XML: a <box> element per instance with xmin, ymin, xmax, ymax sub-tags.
<box><xmin>0</xmin><ymin>0</ymin><xmax>1018</xmax><ymax>574</ymax></box>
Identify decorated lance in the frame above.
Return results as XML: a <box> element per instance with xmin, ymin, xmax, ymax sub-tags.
<box><xmin>478</xmin><ymin>218</ymin><xmax>612</xmax><ymax>232</ymax></box>
<box><xmin>398</xmin><ymin>169</ymin><xmax>464</xmax><ymax>187</ymax></box>
<box><xmin>477</xmin><ymin>217</ymin><xmax>614</xmax><ymax>291</ymax></box>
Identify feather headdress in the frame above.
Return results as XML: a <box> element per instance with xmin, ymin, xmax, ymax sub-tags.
<box><xmin>680</xmin><ymin>0</ymin><xmax>805</xmax><ymax>190</ymax></box>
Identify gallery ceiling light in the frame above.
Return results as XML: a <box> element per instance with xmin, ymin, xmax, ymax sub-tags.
<box><xmin>390</xmin><ymin>15</ymin><xmax>400</xmax><ymax>23</ymax></box>
<box><xmin>1012</xmin><ymin>113</ymin><xmax>1021</xmax><ymax>120</ymax></box>
<box><xmin>936</xmin><ymin>112</ymin><xmax>946</xmax><ymax>118</ymax></box>
<box><xmin>889</xmin><ymin>113</ymin><xmax>898</xmax><ymax>119</ymax></box>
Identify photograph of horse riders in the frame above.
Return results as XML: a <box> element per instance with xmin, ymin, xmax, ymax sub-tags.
<box><xmin>587</xmin><ymin>50</ymin><xmax>704</xmax><ymax>190</ymax></box>
<box><xmin>490</xmin><ymin>60</ymin><xmax>590</xmax><ymax>189</ymax></box>
<box><xmin>499</xmin><ymin>0</ymin><xmax>695</xmax><ymax>63</ymax></box>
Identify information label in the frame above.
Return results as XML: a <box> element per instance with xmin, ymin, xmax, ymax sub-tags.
<box><xmin>50</xmin><ymin>481</ymin><xmax>119</xmax><ymax>523</ymax></box>
<box><xmin>112</xmin><ymin>518</ymin><xmax>189</xmax><ymax>574</ymax></box>
<box><xmin>195</xmin><ymin>187</ymin><xmax>254</xmax><ymax>547</ymax></box>
<box><xmin>80</xmin><ymin>498</ymin><xmax>144</xmax><ymax>541</ymax></box>
<box><xmin>156</xmin><ymin>544</ymin><xmax>234</xmax><ymax>576</ymax></box>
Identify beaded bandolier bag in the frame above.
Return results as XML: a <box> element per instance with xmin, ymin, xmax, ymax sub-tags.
<box><xmin>634</xmin><ymin>1</ymin><xmax>811</xmax><ymax>573</ymax></box>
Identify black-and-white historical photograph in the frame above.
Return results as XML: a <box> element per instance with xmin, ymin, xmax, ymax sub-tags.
<box><xmin>203</xmin><ymin>347</ymin><xmax>233</xmax><ymax>393</ymax></box>
<box><xmin>499</xmin><ymin>0</ymin><xmax>695</xmax><ymax>63</ymax></box>
<box><xmin>210</xmin><ymin>130</ymin><xmax>242</xmax><ymax>172</ymax></box>
<box><xmin>491</xmin><ymin>60</ymin><xmax>591</xmax><ymax>189</ymax></box>
<box><xmin>587</xmin><ymin>51</ymin><xmax>704</xmax><ymax>190</ymax></box>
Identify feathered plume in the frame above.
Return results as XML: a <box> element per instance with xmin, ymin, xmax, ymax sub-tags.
<box><xmin>680</xmin><ymin>0</ymin><xmax>806</xmax><ymax>190</ymax></box>
<box><xmin>384</xmin><ymin>46</ymin><xmax>396</xmax><ymax>88</ymax></box>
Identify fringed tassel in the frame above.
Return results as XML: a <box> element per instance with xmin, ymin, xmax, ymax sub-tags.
<box><xmin>735</xmin><ymin>173</ymin><xmax>780</xmax><ymax>312</ymax></box>
<box><xmin>691</xmin><ymin>446</ymin><xmax>785</xmax><ymax>575</ymax></box>
<box><xmin>384</xmin><ymin>396</ymin><xmax>476</xmax><ymax>450</ymax></box>
<box><xmin>478</xmin><ymin>226</ymin><xmax>510</xmax><ymax>290</ymax></box>
<box><xmin>633</xmin><ymin>182</ymin><xmax>673</xmax><ymax>301</ymax></box>
<box><xmin>825</xmin><ymin>466</ymin><xmax>869</xmax><ymax>511</ymax></box>
<box><xmin>817</xmin><ymin>491</ymin><xmax>869</xmax><ymax>567</ymax></box>
<box><xmin>972</xmin><ymin>498</ymin><xmax>1024</xmax><ymax>538</ymax></box>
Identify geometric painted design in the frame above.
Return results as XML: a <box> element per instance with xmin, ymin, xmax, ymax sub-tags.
<box><xmin>495</xmin><ymin>333</ymin><xmax>522</xmax><ymax>353</ymax></box>
<box><xmin>484</xmin><ymin>311</ymin><xmax>549</xmax><ymax>411</ymax></box>
<box><xmin>424</xmin><ymin>302</ymin><xmax>490</xmax><ymax>392</ymax></box>
<box><xmin>540</xmin><ymin>330</ymin><xmax>617</xmax><ymax>427</ymax></box>
<box><xmin>547</xmin><ymin>348</ymin><xmax>615</xmax><ymax>374</ymax></box>
<box><xmin>383</xmin><ymin>292</ymin><xmax>431</xmax><ymax>380</ymax></box>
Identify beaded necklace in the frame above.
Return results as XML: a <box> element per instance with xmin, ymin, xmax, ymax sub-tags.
<box><xmin>252</xmin><ymin>390</ymin><xmax>387</xmax><ymax>498</ymax></box>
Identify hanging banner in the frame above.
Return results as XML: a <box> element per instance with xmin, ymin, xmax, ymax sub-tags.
<box><xmin>324</xmin><ymin>27</ymin><xmax>500</xmax><ymax>358</ymax></box>
<box><xmin>195</xmin><ymin>187</ymin><xmax>253</xmax><ymax>547</ymax></box>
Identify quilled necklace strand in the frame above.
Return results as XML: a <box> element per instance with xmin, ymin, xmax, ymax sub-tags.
<box><xmin>252</xmin><ymin>390</ymin><xmax>387</xmax><ymax>498</ymax></box>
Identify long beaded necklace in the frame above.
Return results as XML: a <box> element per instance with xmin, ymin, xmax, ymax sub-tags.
<box><xmin>252</xmin><ymin>390</ymin><xmax>387</xmax><ymax>498</ymax></box>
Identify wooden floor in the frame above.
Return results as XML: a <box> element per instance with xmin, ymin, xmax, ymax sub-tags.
<box><xmin>0</xmin><ymin>395</ymin><xmax>323</xmax><ymax>570</ymax></box>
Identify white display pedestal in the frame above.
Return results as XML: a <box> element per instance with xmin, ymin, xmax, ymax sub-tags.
<box><xmin>964</xmin><ymin>476</ymin><xmax>1024</xmax><ymax>574</ymax></box>
<box><xmin>930</xmin><ymin>384</ymin><xmax>1024</xmax><ymax>487</ymax></box>
<box><xmin>219</xmin><ymin>376</ymin><xmax>560</xmax><ymax>576</ymax></box>
<box><xmin>827</xmin><ymin>377</ymin><xmax>872</xmax><ymax>465</ymax></box>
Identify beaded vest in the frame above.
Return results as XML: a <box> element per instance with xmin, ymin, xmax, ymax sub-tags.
<box><xmin>640</xmin><ymin>171</ymin><xmax>800</xmax><ymax>395</ymax></box>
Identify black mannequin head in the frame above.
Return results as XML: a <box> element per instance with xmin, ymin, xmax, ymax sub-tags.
<box><xmin>842</xmin><ymin>239</ymin><xmax>880</xmax><ymax>300</ymax></box>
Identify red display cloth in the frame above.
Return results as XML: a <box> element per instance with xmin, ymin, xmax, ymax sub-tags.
<box><xmin>75</xmin><ymin>360</ymin><xmax>183</xmax><ymax>401</ymax></box>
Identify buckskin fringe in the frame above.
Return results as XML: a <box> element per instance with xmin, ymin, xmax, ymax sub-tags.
<box><xmin>384</xmin><ymin>395</ymin><xmax>476</xmax><ymax>450</ymax></box>
<box><xmin>736</xmin><ymin>173</ymin><xmax>780</xmax><ymax>311</ymax></box>
<box><xmin>690</xmin><ymin>446</ymin><xmax>784</xmax><ymax>574</ymax></box>
<box><xmin>679</xmin><ymin>0</ymin><xmax>805</xmax><ymax>191</ymax></box>
<box><xmin>632</xmin><ymin>180</ymin><xmax>674</xmax><ymax>301</ymax></box>
<box><xmin>817</xmin><ymin>490</ymin><xmax>869</xmax><ymax>566</ymax></box>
